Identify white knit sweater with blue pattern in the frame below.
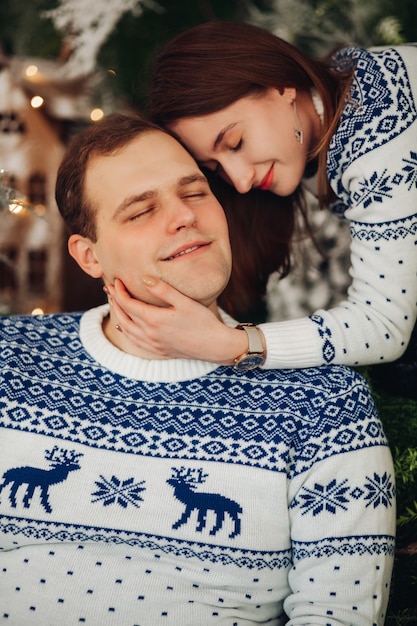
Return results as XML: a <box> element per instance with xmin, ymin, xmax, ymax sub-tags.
<box><xmin>260</xmin><ymin>43</ymin><xmax>417</xmax><ymax>369</ymax></box>
<box><xmin>0</xmin><ymin>305</ymin><xmax>395</xmax><ymax>625</ymax></box>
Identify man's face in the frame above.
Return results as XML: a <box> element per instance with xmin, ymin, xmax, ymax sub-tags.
<box><xmin>81</xmin><ymin>130</ymin><xmax>232</xmax><ymax>311</ymax></box>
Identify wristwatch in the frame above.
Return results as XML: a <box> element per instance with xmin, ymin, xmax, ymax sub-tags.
<box><xmin>233</xmin><ymin>323</ymin><xmax>266</xmax><ymax>370</ymax></box>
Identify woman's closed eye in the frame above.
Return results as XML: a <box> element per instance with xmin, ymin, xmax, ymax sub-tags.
<box><xmin>230</xmin><ymin>139</ymin><xmax>243</xmax><ymax>152</ymax></box>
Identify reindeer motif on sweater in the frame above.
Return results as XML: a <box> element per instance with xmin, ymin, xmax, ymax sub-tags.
<box><xmin>0</xmin><ymin>446</ymin><xmax>83</xmax><ymax>513</ymax></box>
<box><xmin>167</xmin><ymin>466</ymin><xmax>242</xmax><ymax>539</ymax></box>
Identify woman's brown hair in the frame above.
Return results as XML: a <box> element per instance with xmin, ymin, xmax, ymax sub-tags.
<box><xmin>208</xmin><ymin>173</ymin><xmax>305</xmax><ymax>321</ymax></box>
<box><xmin>148</xmin><ymin>21</ymin><xmax>352</xmax><ymax>319</ymax></box>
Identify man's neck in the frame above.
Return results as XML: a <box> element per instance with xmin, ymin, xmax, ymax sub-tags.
<box><xmin>102</xmin><ymin>311</ymin><xmax>167</xmax><ymax>359</ymax></box>
<box><xmin>102</xmin><ymin>305</ymin><xmax>222</xmax><ymax>360</ymax></box>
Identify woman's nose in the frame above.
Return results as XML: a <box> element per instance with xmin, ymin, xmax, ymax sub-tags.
<box><xmin>222</xmin><ymin>161</ymin><xmax>254</xmax><ymax>194</ymax></box>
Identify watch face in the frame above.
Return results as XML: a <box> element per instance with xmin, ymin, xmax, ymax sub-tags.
<box><xmin>235</xmin><ymin>354</ymin><xmax>265</xmax><ymax>370</ymax></box>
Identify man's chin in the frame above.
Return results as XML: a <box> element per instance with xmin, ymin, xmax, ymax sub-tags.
<box><xmin>132</xmin><ymin>292</ymin><xmax>172</xmax><ymax>308</ymax></box>
<box><xmin>126</xmin><ymin>274</ymin><xmax>227</xmax><ymax>309</ymax></box>
<box><xmin>118</xmin><ymin>283</ymin><xmax>169</xmax><ymax>308</ymax></box>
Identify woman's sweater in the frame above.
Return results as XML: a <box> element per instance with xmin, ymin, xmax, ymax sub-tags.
<box><xmin>260</xmin><ymin>43</ymin><xmax>417</xmax><ymax>368</ymax></box>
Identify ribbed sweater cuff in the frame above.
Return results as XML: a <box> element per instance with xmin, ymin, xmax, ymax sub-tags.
<box><xmin>259</xmin><ymin>317</ymin><xmax>322</xmax><ymax>369</ymax></box>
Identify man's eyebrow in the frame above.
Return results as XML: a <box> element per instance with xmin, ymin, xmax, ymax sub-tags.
<box><xmin>177</xmin><ymin>173</ymin><xmax>208</xmax><ymax>187</ymax></box>
<box><xmin>113</xmin><ymin>190</ymin><xmax>156</xmax><ymax>220</ymax></box>
<box><xmin>213</xmin><ymin>123</ymin><xmax>236</xmax><ymax>150</ymax></box>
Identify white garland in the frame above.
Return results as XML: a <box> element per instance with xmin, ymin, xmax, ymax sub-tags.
<box><xmin>43</xmin><ymin>0</ymin><xmax>162</xmax><ymax>78</ymax></box>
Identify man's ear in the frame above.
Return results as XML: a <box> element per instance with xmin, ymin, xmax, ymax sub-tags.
<box><xmin>68</xmin><ymin>234</ymin><xmax>103</xmax><ymax>279</ymax></box>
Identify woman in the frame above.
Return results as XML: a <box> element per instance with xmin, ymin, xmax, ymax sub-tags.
<box><xmin>107</xmin><ymin>21</ymin><xmax>417</xmax><ymax>370</ymax></box>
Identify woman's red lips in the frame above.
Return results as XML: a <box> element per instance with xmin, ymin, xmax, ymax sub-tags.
<box><xmin>259</xmin><ymin>165</ymin><xmax>274</xmax><ymax>191</ymax></box>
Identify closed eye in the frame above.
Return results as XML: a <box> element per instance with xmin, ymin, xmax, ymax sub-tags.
<box><xmin>230</xmin><ymin>139</ymin><xmax>243</xmax><ymax>152</ymax></box>
<box><xmin>129</xmin><ymin>206</ymin><xmax>155</xmax><ymax>221</ymax></box>
<box><xmin>185</xmin><ymin>192</ymin><xmax>206</xmax><ymax>199</ymax></box>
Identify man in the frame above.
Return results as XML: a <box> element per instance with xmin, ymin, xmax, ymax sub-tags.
<box><xmin>0</xmin><ymin>114</ymin><xmax>395</xmax><ymax>625</ymax></box>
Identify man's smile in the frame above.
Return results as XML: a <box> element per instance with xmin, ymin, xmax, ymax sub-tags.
<box><xmin>162</xmin><ymin>241</ymin><xmax>210</xmax><ymax>261</ymax></box>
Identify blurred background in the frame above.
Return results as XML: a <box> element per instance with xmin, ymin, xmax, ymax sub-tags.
<box><xmin>0</xmin><ymin>0</ymin><xmax>416</xmax><ymax>317</ymax></box>
<box><xmin>0</xmin><ymin>2</ymin><xmax>416</xmax><ymax>622</ymax></box>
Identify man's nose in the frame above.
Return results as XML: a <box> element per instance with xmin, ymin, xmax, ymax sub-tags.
<box><xmin>166</xmin><ymin>199</ymin><xmax>197</xmax><ymax>232</ymax></box>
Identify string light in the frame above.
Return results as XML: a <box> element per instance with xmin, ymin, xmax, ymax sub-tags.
<box><xmin>8</xmin><ymin>202</ymin><xmax>25</xmax><ymax>214</ymax></box>
<box><xmin>0</xmin><ymin>170</ymin><xmax>39</xmax><ymax>217</ymax></box>
<box><xmin>25</xmin><ymin>65</ymin><xmax>39</xmax><ymax>78</ymax></box>
<box><xmin>90</xmin><ymin>108</ymin><xmax>104</xmax><ymax>122</ymax></box>
<box><xmin>30</xmin><ymin>96</ymin><xmax>44</xmax><ymax>109</ymax></box>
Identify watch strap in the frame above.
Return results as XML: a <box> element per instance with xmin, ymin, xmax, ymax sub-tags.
<box><xmin>236</xmin><ymin>323</ymin><xmax>264</xmax><ymax>355</ymax></box>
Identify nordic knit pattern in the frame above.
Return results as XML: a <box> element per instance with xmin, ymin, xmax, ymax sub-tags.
<box><xmin>260</xmin><ymin>43</ymin><xmax>417</xmax><ymax>369</ymax></box>
<box><xmin>0</xmin><ymin>305</ymin><xmax>395</xmax><ymax>625</ymax></box>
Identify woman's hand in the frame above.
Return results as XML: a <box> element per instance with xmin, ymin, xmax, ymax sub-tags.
<box><xmin>105</xmin><ymin>277</ymin><xmax>249</xmax><ymax>365</ymax></box>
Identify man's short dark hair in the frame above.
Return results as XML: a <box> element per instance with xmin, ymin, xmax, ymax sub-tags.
<box><xmin>55</xmin><ymin>113</ymin><xmax>163</xmax><ymax>240</ymax></box>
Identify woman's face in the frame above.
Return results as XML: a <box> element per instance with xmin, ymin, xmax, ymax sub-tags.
<box><xmin>169</xmin><ymin>88</ymin><xmax>319</xmax><ymax>197</ymax></box>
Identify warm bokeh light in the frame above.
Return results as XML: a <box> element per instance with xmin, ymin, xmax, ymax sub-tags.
<box><xmin>30</xmin><ymin>95</ymin><xmax>44</xmax><ymax>109</ymax></box>
<box><xmin>25</xmin><ymin>65</ymin><xmax>39</xmax><ymax>77</ymax></box>
<box><xmin>8</xmin><ymin>202</ymin><xmax>24</xmax><ymax>214</ymax></box>
<box><xmin>31</xmin><ymin>308</ymin><xmax>44</xmax><ymax>316</ymax></box>
<box><xmin>90</xmin><ymin>108</ymin><xmax>104</xmax><ymax>121</ymax></box>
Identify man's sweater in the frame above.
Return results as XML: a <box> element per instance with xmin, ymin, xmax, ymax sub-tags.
<box><xmin>0</xmin><ymin>305</ymin><xmax>395</xmax><ymax>625</ymax></box>
<box><xmin>261</xmin><ymin>43</ymin><xmax>417</xmax><ymax>369</ymax></box>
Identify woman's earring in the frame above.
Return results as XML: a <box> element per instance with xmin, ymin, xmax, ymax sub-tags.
<box><xmin>293</xmin><ymin>100</ymin><xmax>304</xmax><ymax>144</ymax></box>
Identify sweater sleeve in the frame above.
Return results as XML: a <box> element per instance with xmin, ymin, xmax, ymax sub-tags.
<box><xmin>259</xmin><ymin>44</ymin><xmax>417</xmax><ymax>370</ymax></box>
<box><xmin>283</xmin><ymin>371</ymin><xmax>396</xmax><ymax>624</ymax></box>
<box><xmin>284</xmin><ymin>445</ymin><xmax>395</xmax><ymax>624</ymax></box>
